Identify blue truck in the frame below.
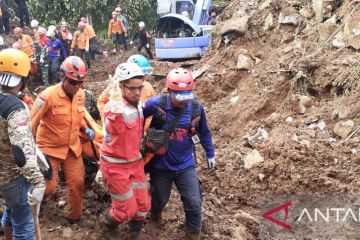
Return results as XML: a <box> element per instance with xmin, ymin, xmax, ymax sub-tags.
<box><xmin>155</xmin><ymin>0</ymin><xmax>213</xmax><ymax>59</ymax></box>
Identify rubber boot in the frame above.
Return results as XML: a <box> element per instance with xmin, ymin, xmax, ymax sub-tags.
<box><xmin>116</xmin><ymin>44</ymin><xmax>121</xmax><ymax>54</ymax></box>
<box><xmin>102</xmin><ymin>211</ymin><xmax>119</xmax><ymax>229</ymax></box>
<box><xmin>184</xmin><ymin>230</ymin><xmax>200</xmax><ymax>240</ymax></box>
<box><xmin>128</xmin><ymin>220</ymin><xmax>143</xmax><ymax>240</ymax></box>
<box><xmin>4</xmin><ymin>227</ymin><xmax>12</xmax><ymax>240</ymax></box>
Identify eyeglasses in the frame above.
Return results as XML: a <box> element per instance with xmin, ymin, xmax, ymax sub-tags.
<box><xmin>124</xmin><ymin>84</ymin><xmax>144</xmax><ymax>92</ymax></box>
<box><xmin>67</xmin><ymin>78</ymin><xmax>85</xmax><ymax>86</ymax></box>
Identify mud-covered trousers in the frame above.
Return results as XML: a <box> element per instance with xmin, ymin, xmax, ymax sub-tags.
<box><xmin>1</xmin><ymin>177</ymin><xmax>35</xmax><ymax>240</ymax></box>
<box><xmin>100</xmin><ymin>159</ymin><xmax>151</xmax><ymax>223</ymax></box>
<box><xmin>45</xmin><ymin>151</ymin><xmax>85</xmax><ymax>220</ymax></box>
<box><xmin>149</xmin><ymin>167</ymin><xmax>202</xmax><ymax>233</ymax></box>
<box><xmin>48</xmin><ymin>56</ymin><xmax>61</xmax><ymax>85</ymax></box>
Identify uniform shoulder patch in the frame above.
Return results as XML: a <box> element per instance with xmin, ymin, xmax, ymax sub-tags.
<box><xmin>34</xmin><ymin>95</ymin><xmax>47</xmax><ymax>110</ymax></box>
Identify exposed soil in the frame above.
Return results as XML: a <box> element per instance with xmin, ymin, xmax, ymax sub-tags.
<box><xmin>10</xmin><ymin>0</ymin><xmax>360</xmax><ymax>239</ymax></box>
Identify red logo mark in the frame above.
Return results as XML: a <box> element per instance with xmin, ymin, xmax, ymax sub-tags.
<box><xmin>263</xmin><ymin>201</ymin><xmax>292</xmax><ymax>231</ymax></box>
<box><xmin>160</xmin><ymin>39</ymin><xmax>176</xmax><ymax>47</ymax></box>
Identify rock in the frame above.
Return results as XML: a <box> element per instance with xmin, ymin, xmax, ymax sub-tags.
<box><xmin>218</xmin><ymin>15</ymin><xmax>250</xmax><ymax>36</ymax></box>
<box><xmin>237</xmin><ymin>54</ymin><xmax>254</xmax><ymax>70</ymax></box>
<box><xmin>234</xmin><ymin>210</ymin><xmax>258</xmax><ymax>227</ymax></box>
<box><xmin>58</xmin><ymin>200</ymin><xmax>66</xmax><ymax>208</ymax></box>
<box><xmin>298</xmin><ymin>95</ymin><xmax>312</xmax><ymax>114</ymax></box>
<box><xmin>259</xmin><ymin>173</ymin><xmax>265</xmax><ymax>181</ymax></box>
<box><xmin>312</xmin><ymin>0</ymin><xmax>336</xmax><ymax>22</ymax></box>
<box><xmin>286</xmin><ymin>116</ymin><xmax>293</xmax><ymax>124</ymax></box>
<box><xmin>344</xmin><ymin>12</ymin><xmax>360</xmax><ymax>49</ymax></box>
<box><xmin>332</xmin><ymin>32</ymin><xmax>346</xmax><ymax>48</ymax></box>
<box><xmin>263</xmin><ymin>13</ymin><xmax>275</xmax><ymax>31</ymax></box>
<box><xmin>231</xmin><ymin>96</ymin><xmax>240</xmax><ymax>104</ymax></box>
<box><xmin>318</xmin><ymin>23</ymin><xmax>337</xmax><ymax>42</ymax></box>
<box><xmin>259</xmin><ymin>0</ymin><xmax>272</xmax><ymax>10</ymax></box>
<box><xmin>279</xmin><ymin>12</ymin><xmax>300</xmax><ymax>26</ymax></box>
<box><xmin>62</xmin><ymin>227</ymin><xmax>73</xmax><ymax>238</ymax></box>
<box><xmin>334</xmin><ymin>120</ymin><xmax>354</xmax><ymax>139</ymax></box>
<box><xmin>243</xmin><ymin>150</ymin><xmax>264</xmax><ymax>169</ymax></box>
<box><xmin>265</xmin><ymin>112</ymin><xmax>281</xmax><ymax>125</ymax></box>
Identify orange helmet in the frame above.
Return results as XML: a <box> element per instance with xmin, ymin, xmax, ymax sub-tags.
<box><xmin>60</xmin><ymin>56</ymin><xmax>87</xmax><ymax>81</ymax></box>
<box><xmin>13</xmin><ymin>27</ymin><xmax>22</xmax><ymax>35</ymax></box>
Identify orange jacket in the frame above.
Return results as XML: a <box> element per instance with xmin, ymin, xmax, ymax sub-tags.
<box><xmin>108</xmin><ymin>18</ymin><xmax>126</xmax><ymax>38</ymax></box>
<box><xmin>18</xmin><ymin>34</ymin><xmax>34</xmax><ymax>58</ymax></box>
<box><xmin>31</xmin><ymin>84</ymin><xmax>87</xmax><ymax>160</ymax></box>
<box><xmin>97</xmin><ymin>80</ymin><xmax>156</xmax><ymax>123</ymax></box>
<box><xmin>71</xmin><ymin>30</ymin><xmax>89</xmax><ymax>50</ymax></box>
<box><xmin>85</xmin><ymin>24</ymin><xmax>96</xmax><ymax>39</ymax></box>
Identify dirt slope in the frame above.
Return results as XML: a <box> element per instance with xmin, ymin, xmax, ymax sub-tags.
<box><xmin>38</xmin><ymin>0</ymin><xmax>360</xmax><ymax>239</ymax></box>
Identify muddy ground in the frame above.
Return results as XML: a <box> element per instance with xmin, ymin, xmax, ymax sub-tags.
<box><xmin>12</xmin><ymin>0</ymin><xmax>360</xmax><ymax>239</ymax></box>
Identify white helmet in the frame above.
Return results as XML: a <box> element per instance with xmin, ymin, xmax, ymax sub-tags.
<box><xmin>37</xmin><ymin>27</ymin><xmax>46</xmax><ymax>35</ymax></box>
<box><xmin>139</xmin><ymin>21</ymin><xmax>145</xmax><ymax>28</ymax></box>
<box><xmin>48</xmin><ymin>25</ymin><xmax>57</xmax><ymax>32</ymax></box>
<box><xmin>46</xmin><ymin>30</ymin><xmax>55</xmax><ymax>37</ymax></box>
<box><xmin>115</xmin><ymin>7</ymin><xmax>122</xmax><ymax>12</ymax></box>
<box><xmin>113</xmin><ymin>62</ymin><xmax>144</xmax><ymax>82</ymax></box>
<box><xmin>31</xmin><ymin>19</ymin><xmax>39</xmax><ymax>28</ymax></box>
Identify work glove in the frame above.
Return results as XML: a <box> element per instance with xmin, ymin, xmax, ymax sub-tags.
<box><xmin>28</xmin><ymin>185</ymin><xmax>45</xmax><ymax>206</ymax></box>
<box><xmin>85</xmin><ymin>48</ymin><xmax>89</xmax><ymax>52</ymax></box>
<box><xmin>36</xmin><ymin>146</ymin><xmax>50</xmax><ymax>171</ymax></box>
<box><xmin>207</xmin><ymin>157</ymin><xmax>215</xmax><ymax>169</ymax></box>
<box><xmin>85</xmin><ymin>127</ymin><xmax>95</xmax><ymax>140</ymax></box>
<box><xmin>146</xmin><ymin>43</ymin><xmax>150</xmax><ymax>48</ymax></box>
<box><xmin>129</xmin><ymin>41</ymin><xmax>134</xmax><ymax>45</ymax></box>
<box><xmin>40</xmin><ymin>58</ymin><xmax>44</xmax><ymax>64</ymax></box>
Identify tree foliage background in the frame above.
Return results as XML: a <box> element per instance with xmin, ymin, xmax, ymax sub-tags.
<box><xmin>27</xmin><ymin>0</ymin><xmax>157</xmax><ymax>40</ymax></box>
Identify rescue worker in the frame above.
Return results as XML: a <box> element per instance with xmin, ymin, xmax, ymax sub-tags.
<box><xmin>71</xmin><ymin>22</ymin><xmax>91</xmax><ymax>69</ymax></box>
<box><xmin>14</xmin><ymin>0</ymin><xmax>30</xmax><ymax>28</ymax></box>
<box><xmin>46</xmin><ymin>29</ymin><xmax>68</xmax><ymax>85</ymax></box>
<box><xmin>97</xmin><ymin>54</ymin><xmax>156</xmax><ymax>123</ymax></box>
<box><xmin>13</xmin><ymin>27</ymin><xmax>34</xmax><ymax>59</ymax></box>
<box><xmin>30</xmin><ymin>19</ymin><xmax>40</xmax><ymax>41</ymax></box>
<box><xmin>80</xmin><ymin>17</ymin><xmax>108</xmax><ymax>60</ymax></box>
<box><xmin>108</xmin><ymin>11</ymin><xmax>126</xmax><ymax>54</ymax></box>
<box><xmin>37</xmin><ymin>27</ymin><xmax>49</xmax><ymax>86</ymax></box>
<box><xmin>0</xmin><ymin>0</ymin><xmax>10</xmax><ymax>35</ymax></box>
<box><xmin>59</xmin><ymin>21</ymin><xmax>73</xmax><ymax>57</ymax></box>
<box><xmin>130</xmin><ymin>22</ymin><xmax>153</xmax><ymax>59</ymax></box>
<box><xmin>208</xmin><ymin>11</ymin><xmax>217</xmax><ymax>25</ymax></box>
<box><xmin>0</xmin><ymin>48</ymin><xmax>45</xmax><ymax>240</ymax></box>
<box><xmin>98</xmin><ymin>62</ymin><xmax>150</xmax><ymax>239</ymax></box>
<box><xmin>143</xmin><ymin>68</ymin><xmax>216</xmax><ymax>240</ymax></box>
<box><xmin>115</xmin><ymin>8</ymin><xmax>128</xmax><ymax>51</ymax></box>
<box><xmin>31</xmin><ymin>56</ymin><xmax>94</xmax><ymax>223</ymax></box>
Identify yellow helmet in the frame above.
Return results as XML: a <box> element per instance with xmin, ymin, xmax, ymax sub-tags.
<box><xmin>0</xmin><ymin>49</ymin><xmax>30</xmax><ymax>87</ymax></box>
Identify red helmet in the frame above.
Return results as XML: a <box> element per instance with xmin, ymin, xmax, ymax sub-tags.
<box><xmin>13</xmin><ymin>27</ymin><xmax>22</xmax><ymax>35</ymax></box>
<box><xmin>80</xmin><ymin>17</ymin><xmax>87</xmax><ymax>23</ymax></box>
<box><xmin>166</xmin><ymin>68</ymin><xmax>194</xmax><ymax>91</ymax></box>
<box><xmin>60</xmin><ymin>56</ymin><xmax>87</xmax><ymax>81</ymax></box>
<box><xmin>78</xmin><ymin>22</ymin><xmax>86</xmax><ymax>30</ymax></box>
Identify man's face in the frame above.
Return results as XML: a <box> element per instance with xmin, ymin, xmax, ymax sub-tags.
<box><xmin>63</xmin><ymin>78</ymin><xmax>84</xmax><ymax>96</ymax></box>
<box><xmin>121</xmin><ymin>78</ymin><xmax>144</xmax><ymax>106</ymax></box>
<box><xmin>60</xmin><ymin>26</ymin><xmax>66</xmax><ymax>32</ymax></box>
<box><xmin>13</xmin><ymin>33</ymin><xmax>21</xmax><ymax>40</ymax></box>
<box><xmin>116</xmin><ymin>10</ymin><xmax>121</xmax><ymax>16</ymax></box>
<box><xmin>169</xmin><ymin>91</ymin><xmax>188</xmax><ymax>108</ymax></box>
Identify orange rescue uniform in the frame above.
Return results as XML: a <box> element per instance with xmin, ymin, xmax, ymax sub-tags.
<box><xmin>85</xmin><ymin>24</ymin><xmax>96</xmax><ymax>39</ymax></box>
<box><xmin>18</xmin><ymin>34</ymin><xmax>34</xmax><ymax>58</ymax></box>
<box><xmin>31</xmin><ymin>83</ymin><xmax>88</xmax><ymax>220</ymax></box>
<box><xmin>71</xmin><ymin>30</ymin><xmax>89</xmax><ymax>50</ymax></box>
<box><xmin>97</xmin><ymin>80</ymin><xmax>156</xmax><ymax>123</ymax></box>
<box><xmin>108</xmin><ymin>19</ymin><xmax>126</xmax><ymax>38</ymax></box>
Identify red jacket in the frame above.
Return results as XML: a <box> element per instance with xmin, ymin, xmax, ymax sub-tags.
<box><xmin>100</xmin><ymin>98</ymin><xmax>143</xmax><ymax>163</ymax></box>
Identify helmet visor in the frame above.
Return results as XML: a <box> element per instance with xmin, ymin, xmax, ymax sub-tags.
<box><xmin>171</xmin><ymin>90</ymin><xmax>194</xmax><ymax>102</ymax></box>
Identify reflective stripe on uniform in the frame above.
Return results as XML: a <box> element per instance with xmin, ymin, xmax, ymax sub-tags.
<box><xmin>111</xmin><ymin>188</ymin><xmax>133</xmax><ymax>201</ymax></box>
<box><xmin>101</xmin><ymin>154</ymin><xmax>142</xmax><ymax>164</ymax></box>
<box><xmin>132</xmin><ymin>182</ymin><xmax>149</xmax><ymax>189</ymax></box>
<box><xmin>136</xmin><ymin>211</ymin><xmax>148</xmax><ymax>218</ymax></box>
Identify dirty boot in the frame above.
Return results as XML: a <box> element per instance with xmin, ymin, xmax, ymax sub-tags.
<box><xmin>184</xmin><ymin>230</ymin><xmax>200</xmax><ymax>240</ymax></box>
<box><xmin>128</xmin><ymin>220</ymin><xmax>143</xmax><ymax>240</ymax></box>
<box><xmin>101</xmin><ymin>211</ymin><xmax>119</xmax><ymax>229</ymax></box>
